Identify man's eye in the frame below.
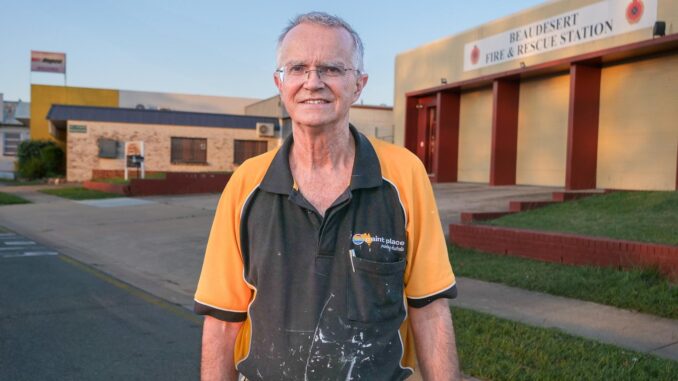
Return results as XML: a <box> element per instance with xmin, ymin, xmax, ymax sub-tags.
<box><xmin>287</xmin><ymin>65</ymin><xmax>307</xmax><ymax>75</ymax></box>
<box><xmin>322</xmin><ymin>66</ymin><xmax>344</xmax><ymax>76</ymax></box>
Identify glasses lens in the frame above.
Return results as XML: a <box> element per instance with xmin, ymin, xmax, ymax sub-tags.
<box><xmin>280</xmin><ymin>65</ymin><xmax>352</xmax><ymax>82</ymax></box>
<box><xmin>318</xmin><ymin>65</ymin><xmax>346</xmax><ymax>78</ymax></box>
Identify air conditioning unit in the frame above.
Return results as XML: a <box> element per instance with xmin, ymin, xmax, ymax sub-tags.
<box><xmin>256</xmin><ymin>122</ymin><xmax>275</xmax><ymax>137</ymax></box>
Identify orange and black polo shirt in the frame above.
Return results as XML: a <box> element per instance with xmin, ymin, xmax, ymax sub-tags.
<box><xmin>194</xmin><ymin>125</ymin><xmax>456</xmax><ymax>380</ymax></box>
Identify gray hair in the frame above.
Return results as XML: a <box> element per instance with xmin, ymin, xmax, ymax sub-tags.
<box><xmin>276</xmin><ymin>12</ymin><xmax>365</xmax><ymax>73</ymax></box>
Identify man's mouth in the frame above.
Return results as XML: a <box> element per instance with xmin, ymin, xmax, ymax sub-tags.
<box><xmin>301</xmin><ymin>99</ymin><xmax>330</xmax><ymax>104</ymax></box>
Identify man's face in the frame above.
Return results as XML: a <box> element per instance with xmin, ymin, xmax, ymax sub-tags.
<box><xmin>275</xmin><ymin>23</ymin><xmax>368</xmax><ymax>130</ymax></box>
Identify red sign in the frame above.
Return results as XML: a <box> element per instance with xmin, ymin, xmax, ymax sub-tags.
<box><xmin>470</xmin><ymin>45</ymin><xmax>480</xmax><ymax>65</ymax></box>
<box><xmin>626</xmin><ymin>0</ymin><xmax>644</xmax><ymax>24</ymax></box>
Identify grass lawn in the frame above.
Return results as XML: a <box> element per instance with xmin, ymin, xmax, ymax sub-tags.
<box><xmin>454</xmin><ymin>307</ymin><xmax>678</xmax><ymax>380</ymax></box>
<box><xmin>97</xmin><ymin>172</ymin><xmax>167</xmax><ymax>185</ymax></box>
<box><xmin>41</xmin><ymin>187</ymin><xmax>125</xmax><ymax>200</ymax></box>
<box><xmin>0</xmin><ymin>192</ymin><xmax>30</xmax><ymax>205</ymax></box>
<box><xmin>483</xmin><ymin>191</ymin><xmax>678</xmax><ymax>246</ymax></box>
<box><xmin>450</xmin><ymin>245</ymin><xmax>678</xmax><ymax>319</ymax></box>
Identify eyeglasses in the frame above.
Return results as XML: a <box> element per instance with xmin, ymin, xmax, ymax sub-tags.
<box><xmin>276</xmin><ymin>64</ymin><xmax>359</xmax><ymax>83</ymax></box>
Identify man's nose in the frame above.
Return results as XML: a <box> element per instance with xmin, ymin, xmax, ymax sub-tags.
<box><xmin>303</xmin><ymin>69</ymin><xmax>325</xmax><ymax>88</ymax></box>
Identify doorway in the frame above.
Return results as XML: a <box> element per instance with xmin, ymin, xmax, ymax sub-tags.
<box><xmin>416</xmin><ymin>96</ymin><xmax>437</xmax><ymax>174</ymax></box>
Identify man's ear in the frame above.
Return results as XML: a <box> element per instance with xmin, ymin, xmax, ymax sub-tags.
<box><xmin>274</xmin><ymin>72</ymin><xmax>283</xmax><ymax>93</ymax></box>
<box><xmin>353</xmin><ymin>74</ymin><xmax>369</xmax><ymax>102</ymax></box>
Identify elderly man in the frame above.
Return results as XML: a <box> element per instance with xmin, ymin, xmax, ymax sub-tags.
<box><xmin>194</xmin><ymin>12</ymin><xmax>460</xmax><ymax>381</ymax></box>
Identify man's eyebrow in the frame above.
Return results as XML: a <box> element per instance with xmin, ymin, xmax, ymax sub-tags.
<box><xmin>282</xmin><ymin>60</ymin><xmax>348</xmax><ymax>67</ymax></box>
<box><xmin>282</xmin><ymin>60</ymin><xmax>307</xmax><ymax>67</ymax></box>
<box><xmin>319</xmin><ymin>60</ymin><xmax>349</xmax><ymax>67</ymax></box>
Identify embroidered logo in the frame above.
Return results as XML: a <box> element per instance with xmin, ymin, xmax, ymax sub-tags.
<box><xmin>352</xmin><ymin>233</ymin><xmax>372</xmax><ymax>246</ymax></box>
<box><xmin>352</xmin><ymin>232</ymin><xmax>405</xmax><ymax>252</ymax></box>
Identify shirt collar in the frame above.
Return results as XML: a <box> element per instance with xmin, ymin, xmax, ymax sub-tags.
<box><xmin>259</xmin><ymin>124</ymin><xmax>382</xmax><ymax>195</ymax></box>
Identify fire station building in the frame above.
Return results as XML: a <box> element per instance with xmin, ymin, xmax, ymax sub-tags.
<box><xmin>394</xmin><ymin>0</ymin><xmax>677</xmax><ymax>190</ymax></box>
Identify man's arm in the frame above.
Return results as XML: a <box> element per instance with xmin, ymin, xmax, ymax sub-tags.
<box><xmin>409</xmin><ymin>298</ymin><xmax>461</xmax><ymax>381</ymax></box>
<box><xmin>201</xmin><ymin>315</ymin><xmax>243</xmax><ymax>381</ymax></box>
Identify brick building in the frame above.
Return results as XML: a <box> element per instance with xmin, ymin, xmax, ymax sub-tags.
<box><xmin>47</xmin><ymin>105</ymin><xmax>279</xmax><ymax>182</ymax></box>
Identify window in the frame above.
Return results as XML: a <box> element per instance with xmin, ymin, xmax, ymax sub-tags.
<box><xmin>98</xmin><ymin>138</ymin><xmax>119</xmax><ymax>158</ymax></box>
<box><xmin>171</xmin><ymin>137</ymin><xmax>207</xmax><ymax>164</ymax></box>
<box><xmin>3</xmin><ymin>133</ymin><xmax>21</xmax><ymax>156</ymax></box>
<box><xmin>234</xmin><ymin>140</ymin><xmax>268</xmax><ymax>164</ymax></box>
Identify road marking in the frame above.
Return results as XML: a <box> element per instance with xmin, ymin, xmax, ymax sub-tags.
<box><xmin>0</xmin><ymin>247</ymin><xmax>38</xmax><ymax>251</ymax></box>
<box><xmin>2</xmin><ymin>251</ymin><xmax>59</xmax><ymax>258</ymax></box>
<box><xmin>0</xmin><ymin>233</ymin><xmax>17</xmax><ymax>237</ymax></box>
<box><xmin>4</xmin><ymin>241</ymin><xmax>36</xmax><ymax>246</ymax></box>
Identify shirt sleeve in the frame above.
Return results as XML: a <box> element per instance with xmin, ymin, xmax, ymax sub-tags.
<box><xmin>194</xmin><ymin>175</ymin><xmax>254</xmax><ymax>322</ymax></box>
<box><xmin>402</xmin><ymin>159</ymin><xmax>457</xmax><ymax>308</ymax></box>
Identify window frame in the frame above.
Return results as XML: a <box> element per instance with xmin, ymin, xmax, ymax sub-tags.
<box><xmin>233</xmin><ymin>139</ymin><xmax>268</xmax><ymax>165</ymax></box>
<box><xmin>2</xmin><ymin>132</ymin><xmax>22</xmax><ymax>157</ymax></box>
<box><xmin>170</xmin><ymin>137</ymin><xmax>208</xmax><ymax>165</ymax></box>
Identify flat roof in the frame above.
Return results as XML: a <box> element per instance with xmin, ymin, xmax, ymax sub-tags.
<box><xmin>47</xmin><ymin>104</ymin><xmax>280</xmax><ymax>130</ymax></box>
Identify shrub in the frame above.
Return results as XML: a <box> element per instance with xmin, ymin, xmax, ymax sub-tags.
<box><xmin>41</xmin><ymin>144</ymin><xmax>65</xmax><ymax>177</ymax></box>
<box><xmin>16</xmin><ymin>140</ymin><xmax>65</xmax><ymax>180</ymax></box>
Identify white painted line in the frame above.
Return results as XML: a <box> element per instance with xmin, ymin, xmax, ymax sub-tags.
<box><xmin>0</xmin><ymin>233</ymin><xmax>17</xmax><ymax>237</ymax></box>
<box><xmin>2</xmin><ymin>251</ymin><xmax>59</xmax><ymax>258</ymax></box>
<box><xmin>0</xmin><ymin>247</ymin><xmax>34</xmax><ymax>251</ymax></box>
<box><xmin>4</xmin><ymin>241</ymin><xmax>36</xmax><ymax>246</ymax></box>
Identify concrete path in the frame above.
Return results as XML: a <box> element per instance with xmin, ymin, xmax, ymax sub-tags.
<box><xmin>432</xmin><ymin>183</ymin><xmax>558</xmax><ymax>229</ymax></box>
<box><xmin>1</xmin><ymin>183</ymin><xmax>676</xmax><ymax>365</ymax></box>
<box><xmin>451</xmin><ymin>277</ymin><xmax>678</xmax><ymax>361</ymax></box>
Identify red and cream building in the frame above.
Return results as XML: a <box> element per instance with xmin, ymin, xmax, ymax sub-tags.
<box><xmin>395</xmin><ymin>0</ymin><xmax>677</xmax><ymax>190</ymax></box>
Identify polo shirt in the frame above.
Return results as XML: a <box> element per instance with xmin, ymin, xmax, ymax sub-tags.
<box><xmin>194</xmin><ymin>125</ymin><xmax>456</xmax><ymax>380</ymax></box>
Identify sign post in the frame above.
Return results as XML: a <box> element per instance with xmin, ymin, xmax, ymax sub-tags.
<box><xmin>124</xmin><ymin>141</ymin><xmax>145</xmax><ymax>181</ymax></box>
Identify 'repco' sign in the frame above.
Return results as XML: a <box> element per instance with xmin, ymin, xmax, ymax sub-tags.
<box><xmin>464</xmin><ymin>0</ymin><xmax>657</xmax><ymax>71</ymax></box>
<box><xmin>31</xmin><ymin>50</ymin><xmax>67</xmax><ymax>74</ymax></box>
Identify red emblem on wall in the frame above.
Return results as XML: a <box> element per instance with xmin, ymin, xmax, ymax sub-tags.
<box><xmin>626</xmin><ymin>0</ymin><xmax>644</xmax><ymax>24</ymax></box>
<box><xmin>470</xmin><ymin>45</ymin><xmax>480</xmax><ymax>65</ymax></box>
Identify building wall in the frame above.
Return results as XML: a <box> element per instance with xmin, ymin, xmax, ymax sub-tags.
<box><xmin>597</xmin><ymin>53</ymin><xmax>678</xmax><ymax>190</ymax></box>
<box><xmin>516</xmin><ymin>73</ymin><xmax>570</xmax><ymax>186</ymax></box>
<box><xmin>458</xmin><ymin>87</ymin><xmax>493</xmax><ymax>182</ymax></box>
<box><xmin>394</xmin><ymin>0</ymin><xmax>678</xmax><ymax>145</ymax></box>
<box><xmin>349</xmin><ymin>106</ymin><xmax>394</xmax><ymax>142</ymax></box>
<box><xmin>119</xmin><ymin>90</ymin><xmax>259</xmax><ymax>115</ymax></box>
<box><xmin>245</xmin><ymin>96</ymin><xmax>287</xmax><ymax>118</ymax></box>
<box><xmin>31</xmin><ymin>85</ymin><xmax>119</xmax><ymax>144</ymax></box>
<box><xmin>65</xmin><ymin>121</ymin><xmax>277</xmax><ymax>182</ymax></box>
<box><xmin>31</xmin><ymin>85</ymin><xmax>263</xmax><ymax>146</ymax></box>
<box><xmin>0</xmin><ymin>127</ymin><xmax>30</xmax><ymax>177</ymax></box>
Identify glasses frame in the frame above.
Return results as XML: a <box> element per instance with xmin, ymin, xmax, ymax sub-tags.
<box><xmin>275</xmin><ymin>64</ymin><xmax>360</xmax><ymax>83</ymax></box>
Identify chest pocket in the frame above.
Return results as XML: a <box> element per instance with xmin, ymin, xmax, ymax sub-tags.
<box><xmin>346</xmin><ymin>252</ymin><xmax>406</xmax><ymax>323</ymax></box>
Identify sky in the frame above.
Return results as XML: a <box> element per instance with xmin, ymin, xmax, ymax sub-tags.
<box><xmin>1</xmin><ymin>0</ymin><xmax>545</xmax><ymax>106</ymax></box>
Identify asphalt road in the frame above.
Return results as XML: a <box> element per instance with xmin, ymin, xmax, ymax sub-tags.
<box><xmin>0</xmin><ymin>231</ymin><xmax>202</xmax><ymax>381</ymax></box>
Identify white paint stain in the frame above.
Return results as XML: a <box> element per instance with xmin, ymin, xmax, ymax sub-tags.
<box><xmin>344</xmin><ymin>357</ymin><xmax>357</xmax><ymax>381</ymax></box>
<box><xmin>304</xmin><ymin>293</ymin><xmax>334</xmax><ymax>381</ymax></box>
